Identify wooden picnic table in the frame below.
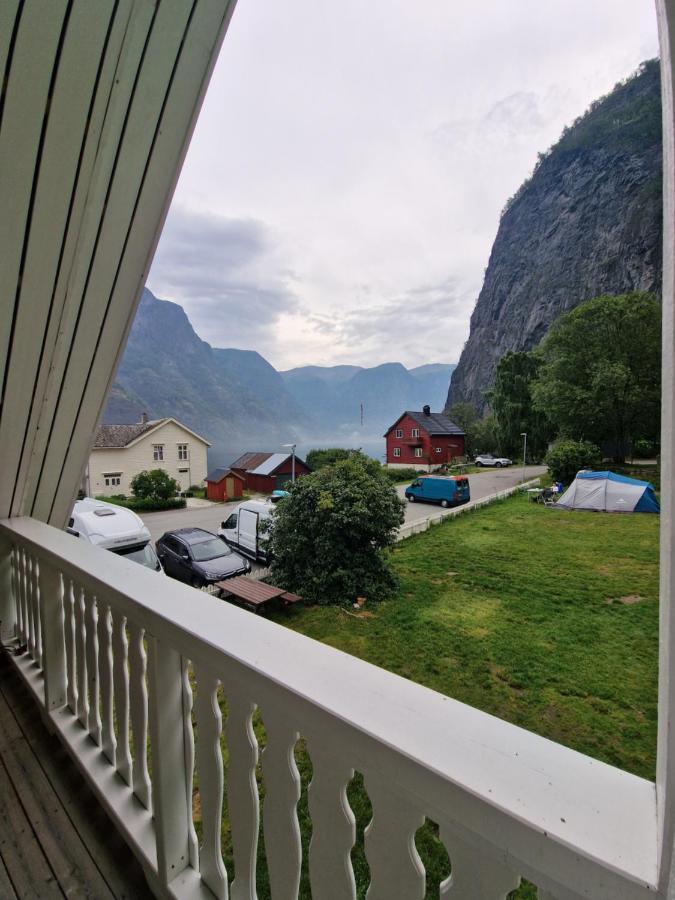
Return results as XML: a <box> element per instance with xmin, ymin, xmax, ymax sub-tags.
<box><xmin>215</xmin><ymin>576</ymin><xmax>302</xmax><ymax>613</ymax></box>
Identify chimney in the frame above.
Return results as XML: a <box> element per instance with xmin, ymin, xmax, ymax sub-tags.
<box><xmin>141</xmin><ymin>412</ymin><xmax>148</xmax><ymax>425</ymax></box>
<box><xmin>422</xmin><ymin>404</ymin><xmax>431</xmax><ymax>416</ymax></box>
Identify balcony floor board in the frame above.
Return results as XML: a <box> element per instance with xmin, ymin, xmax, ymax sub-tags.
<box><xmin>0</xmin><ymin>652</ymin><xmax>151</xmax><ymax>899</ymax></box>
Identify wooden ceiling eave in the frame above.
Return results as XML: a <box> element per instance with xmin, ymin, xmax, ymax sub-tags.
<box><xmin>0</xmin><ymin>0</ymin><xmax>237</xmax><ymax>527</ymax></box>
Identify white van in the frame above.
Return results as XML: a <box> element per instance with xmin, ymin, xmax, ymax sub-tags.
<box><xmin>218</xmin><ymin>499</ymin><xmax>275</xmax><ymax>563</ymax></box>
<box><xmin>68</xmin><ymin>497</ymin><xmax>163</xmax><ymax>573</ymax></box>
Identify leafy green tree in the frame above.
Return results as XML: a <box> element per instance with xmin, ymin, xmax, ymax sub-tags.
<box><xmin>532</xmin><ymin>293</ymin><xmax>661</xmax><ymax>461</ymax></box>
<box><xmin>545</xmin><ymin>440</ymin><xmax>602</xmax><ymax>484</ymax></box>
<box><xmin>488</xmin><ymin>351</ymin><xmax>553</xmax><ymax>459</ymax></box>
<box><xmin>130</xmin><ymin>469</ymin><xmax>179</xmax><ymax>500</ymax></box>
<box><xmin>447</xmin><ymin>403</ymin><xmax>498</xmax><ymax>457</ymax></box>
<box><xmin>268</xmin><ymin>456</ymin><xmax>405</xmax><ymax>605</ymax></box>
<box><xmin>306</xmin><ymin>448</ymin><xmax>356</xmax><ymax>470</ymax></box>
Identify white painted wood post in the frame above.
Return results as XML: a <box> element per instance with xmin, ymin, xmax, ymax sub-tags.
<box><xmin>657</xmin><ymin>1</ymin><xmax>675</xmax><ymax>893</ymax></box>
<box><xmin>363</xmin><ymin>777</ymin><xmax>425</xmax><ymax>900</ymax></box>
<box><xmin>226</xmin><ymin>692</ymin><xmax>259</xmax><ymax>900</ymax></box>
<box><xmin>438</xmin><ymin>828</ymin><xmax>520</xmax><ymax>899</ymax></box>
<box><xmin>147</xmin><ymin>637</ymin><xmax>192</xmax><ymax>889</ymax></box>
<box><xmin>0</xmin><ymin>531</ymin><xmax>16</xmax><ymax>642</ymax></box>
<box><xmin>38</xmin><ymin>559</ymin><xmax>67</xmax><ymax>710</ymax></box>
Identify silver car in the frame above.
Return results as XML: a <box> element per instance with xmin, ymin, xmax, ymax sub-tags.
<box><xmin>474</xmin><ymin>454</ymin><xmax>512</xmax><ymax>467</ymax></box>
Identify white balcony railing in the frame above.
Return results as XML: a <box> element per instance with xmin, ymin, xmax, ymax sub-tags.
<box><xmin>0</xmin><ymin>516</ymin><xmax>660</xmax><ymax>899</ymax></box>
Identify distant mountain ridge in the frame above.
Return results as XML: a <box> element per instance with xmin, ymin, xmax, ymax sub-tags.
<box><xmin>447</xmin><ymin>59</ymin><xmax>662</xmax><ymax>411</ymax></box>
<box><xmin>103</xmin><ymin>289</ymin><xmax>455</xmax><ymax>465</ymax></box>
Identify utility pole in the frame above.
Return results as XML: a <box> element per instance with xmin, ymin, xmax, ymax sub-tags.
<box><xmin>521</xmin><ymin>432</ymin><xmax>527</xmax><ymax>485</ymax></box>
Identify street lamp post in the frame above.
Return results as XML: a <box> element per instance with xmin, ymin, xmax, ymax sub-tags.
<box><xmin>521</xmin><ymin>432</ymin><xmax>527</xmax><ymax>485</ymax></box>
<box><xmin>283</xmin><ymin>443</ymin><xmax>297</xmax><ymax>483</ymax></box>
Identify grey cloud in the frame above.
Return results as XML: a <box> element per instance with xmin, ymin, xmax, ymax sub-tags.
<box><xmin>148</xmin><ymin>206</ymin><xmax>297</xmax><ymax>351</ymax></box>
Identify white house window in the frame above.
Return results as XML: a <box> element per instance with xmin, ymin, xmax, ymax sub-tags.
<box><xmin>393</xmin><ymin>447</ymin><xmax>401</xmax><ymax>458</ymax></box>
<box><xmin>177</xmin><ymin>443</ymin><xmax>188</xmax><ymax>460</ymax></box>
<box><xmin>412</xmin><ymin>428</ymin><xmax>420</xmax><ymax>437</ymax></box>
<box><xmin>395</xmin><ymin>428</ymin><xmax>403</xmax><ymax>438</ymax></box>
<box><xmin>414</xmin><ymin>448</ymin><xmax>423</xmax><ymax>457</ymax></box>
<box><xmin>153</xmin><ymin>444</ymin><xmax>164</xmax><ymax>461</ymax></box>
<box><xmin>435</xmin><ymin>447</ymin><xmax>442</xmax><ymax>454</ymax></box>
<box><xmin>104</xmin><ymin>472</ymin><xmax>122</xmax><ymax>487</ymax></box>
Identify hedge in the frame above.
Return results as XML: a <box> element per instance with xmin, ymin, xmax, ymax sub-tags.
<box><xmin>95</xmin><ymin>495</ymin><xmax>186</xmax><ymax>512</ymax></box>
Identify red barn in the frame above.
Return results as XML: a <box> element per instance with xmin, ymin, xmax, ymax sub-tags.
<box><xmin>205</xmin><ymin>467</ymin><xmax>245</xmax><ymax>502</ymax></box>
<box><xmin>230</xmin><ymin>451</ymin><xmax>311</xmax><ymax>493</ymax></box>
<box><xmin>384</xmin><ymin>406</ymin><xmax>465</xmax><ymax>469</ymax></box>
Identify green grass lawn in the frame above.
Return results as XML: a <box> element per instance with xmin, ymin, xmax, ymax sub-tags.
<box><xmin>205</xmin><ymin>493</ymin><xmax>659</xmax><ymax>898</ymax></box>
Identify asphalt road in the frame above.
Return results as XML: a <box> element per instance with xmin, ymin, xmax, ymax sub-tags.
<box><xmin>140</xmin><ymin>465</ymin><xmax>547</xmax><ymax>543</ymax></box>
<box><xmin>398</xmin><ymin>465</ymin><xmax>547</xmax><ymax>523</ymax></box>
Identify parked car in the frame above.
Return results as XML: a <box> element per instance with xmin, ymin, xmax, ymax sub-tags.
<box><xmin>219</xmin><ymin>499</ymin><xmax>276</xmax><ymax>563</ymax></box>
<box><xmin>474</xmin><ymin>454</ymin><xmax>512</xmax><ymax>467</ymax></box>
<box><xmin>68</xmin><ymin>497</ymin><xmax>163</xmax><ymax>573</ymax></box>
<box><xmin>404</xmin><ymin>475</ymin><xmax>470</xmax><ymax>508</ymax></box>
<box><xmin>156</xmin><ymin>528</ymin><xmax>250</xmax><ymax>588</ymax></box>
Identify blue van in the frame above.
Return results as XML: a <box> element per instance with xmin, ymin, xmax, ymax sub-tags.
<box><xmin>404</xmin><ymin>475</ymin><xmax>470</xmax><ymax>508</ymax></box>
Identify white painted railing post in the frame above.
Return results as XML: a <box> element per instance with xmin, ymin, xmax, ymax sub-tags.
<box><xmin>147</xmin><ymin>637</ymin><xmax>192</xmax><ymax>889</ymax></box>
<box><xmin>438</xmin><ymin>828</ymin><xmax>520</xmax><ymax>898</ymax></box>
<box><xmin>38</xmin><ymin>560</ymin><xmax>67</xmax><ymax>710</ymax></box>
<box><xmin>0</xmin><ymin>531</ymin><xmax>16</xmax><ymax>642</ymax></box>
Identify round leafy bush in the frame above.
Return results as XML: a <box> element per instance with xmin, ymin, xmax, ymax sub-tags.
<box><xmin>130</xmin><ymin>469</ymin><xmax>179</xmax><ymax>500</ymax></box>
<box><xmin>268</xmin><ymin>455</ymin><xmax>405</xmax><ymax>605</ymax></box>
<box><xmin>545</xmin><ymin>440</ymin><xmax>602</xmax><ymax>485</ymax></box>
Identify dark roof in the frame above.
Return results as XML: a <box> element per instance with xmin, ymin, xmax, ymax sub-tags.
<box><xmin>386</xmin><ymin>410</ymin><xmax>465</xmax><ymax>437</ymax></box>
<box><xmin>93</xmin><ymin>420</ymin><xmax>164</xmax><ymax>448</ymax></box>
<box><xmin>229</xmin><ymin>451</ymin><xmax>274</xmax><ymax>472</ymax></box>
<box><xmin>206</xmin><ymin>467</ymin><xmax>245</xmax><ymax>483</ymax></box>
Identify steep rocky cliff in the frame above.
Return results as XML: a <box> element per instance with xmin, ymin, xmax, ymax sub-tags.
<box><xmin>447</xmin><ymin>59</ymin><xmax>662</xmax><ymax>412</ymax></box>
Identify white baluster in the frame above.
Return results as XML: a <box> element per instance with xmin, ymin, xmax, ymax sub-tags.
<box><xmin>8</xmin><ymin>546</ymin><xmax>21</xmax><ymax>643</ymax></box>
<box><xmin>74</xmin><ymin>586</ymin><xmax>89</xmax><ymax>727</ymax></box>
<box><xmin>39</xmin><ymin>563</ymin><xmax>66</xmax><ymax>710</ymax></box>
<box><xmin>83</xmin><ymin>591</ymin><xmax>102</xmax><ymax>745</ymax></box>
<box><xmin>33</xmin><ymin>557</ymin><xmax>43</xmax><ymax>668</ymax></box>
<box><xmin>64</xmin><ymin>580</ymin><xmax>78</xmax><ymax>712</ymax></box>
<box><xmin>111</xmin><ymin>609</ymin><xmax>132</xmax><ymax>785</ymax></box>
<box><xmin>194</xmin><ymin>666</ymin><xmax>227</xmax><ymax>899</ymax></box>
<box><xmin>261</xmin><ymin>706</ymin><xmax>301</xmax><ymax>900</ymax></box>
<box><xmin>307</xmin><ymin>742</ymin><xmax>356</xmax><ymax>900</ymax></box>
<box><xmin>97</xmin><ymin>602</ymin><xmax>116</xmax><ymax>764</ymax></box>
<box><xmin>226</xmin><ymin>692</ymin><xmax>259</xmax><ymax>900</ymax></box>
<box><xmin>128</xmin><ymin>620</ymin><xmax>152</xmax><ymax>810</ymax></box>
<box><xmin>0</xmin><ymin>536</ymin><xmax>17</xmax><ymax>643</ymax></box>
<box><xmin>182</xmin><ymin>658</ymin><xmax>199</xmax><ymax>870</ymax></box>
<box><xmin>363</xmin><ymin>777</ymin><xmax>425</xmax><ymax>900</ymax></box>
<box><xmin>438</xmin><ymin>830</ymin><xmax>520</xmax><ymax>899</ymax></box>
<box><xmin>17</xmin><ymin>548</ymin><xmax>28</xmax><ymax>647</ymax></box>
<box><xmin>25</xmin><ymin>553</ymin><xmax>36</xmax><ymax>659</ymax></box>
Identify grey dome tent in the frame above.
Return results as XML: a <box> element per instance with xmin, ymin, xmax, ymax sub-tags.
<box><xmin>556</xmin><ymin>470</ymin><xmax>660</xmax><ymax>513</ymax></box>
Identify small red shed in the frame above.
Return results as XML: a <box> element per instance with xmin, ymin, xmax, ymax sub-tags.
<box><xmin>230</xmin><ymin>451</ymin><xmax>311</xmax><ymax>493</ymax></box>
<box><xmin>206</xmin><ymin>467</ymin><xmax>246</xmax><ymax>502</ymax></box>
<box><xmin>384</xmin><ymin>406</ymin><xmax>465</xmax><ymax>469</ymax></box>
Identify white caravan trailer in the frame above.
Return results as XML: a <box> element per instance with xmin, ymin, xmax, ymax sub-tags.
<box><xmin>68</xmin><ymin>497</ymin><xmax>163</xmax><ymax>573</ymax></box>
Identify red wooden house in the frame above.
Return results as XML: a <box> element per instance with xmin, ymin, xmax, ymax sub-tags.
<box><xmin>230</xmin><ymin>451</ymin><xmax>311</xmax><ymax>493</ymax></box>
<box><xmin>384</xmin><ymin>406</ymin><xmax>465</xmax><ymax>469</ymax></box>
<box><xmin>205</xmin><ymin>467</ymin><xmax>246</xmax><ymax>502</ymax></box>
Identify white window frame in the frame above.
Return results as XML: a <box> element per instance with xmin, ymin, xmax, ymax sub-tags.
<box><xmin>153</xmin><ymin>444</ymin><xmax>164</xmax><ymax>461</ymax></box>
<box><xmin>395</xmin><ymin>428</ymin><xmax>403</xmax><ymax>438</ymax></box>
<box><xmin>103</xmin><ymin>472</ymin><xmax>122</xmax><ymax>487</ymax></box>
<box><xmin>412</xmin><ymin>428</ymin><xmax>420</xmax><ymax>437</ymax></box>
<box><xmin>435</xmin><ymin>447</ymin><xmax>442</xmax><ymax>454</ymax></box>
<box><xmin>177</xmin><ymin>443</ymin><xmax>189</xmax><ymax>461</ymax></box>
<box><xmin>393</xmin><ymin>447</ymin><xmax>401</xmax><ymax>458</ymax></box>
<box><xmin>414</xmin><ymin>448</ymin><xmax>423</xmax><ymax>458</ymax></box>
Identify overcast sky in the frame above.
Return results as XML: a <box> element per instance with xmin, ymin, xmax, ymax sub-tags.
<box><xmin>148</xmin><ymin>0</ymin><xmax>659</xmax><ymax>371</ymax></box>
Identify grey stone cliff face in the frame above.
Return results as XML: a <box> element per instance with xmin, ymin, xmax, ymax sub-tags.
<box><xmin>447</xmin><ymin>60</ymin><xmax>662</xmax><ymax>413</ymax></box>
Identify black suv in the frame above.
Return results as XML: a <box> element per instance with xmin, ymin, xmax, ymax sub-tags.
<box><xmin>156</xmin><ymin>528</ymin><xmax>251</xmax><ymax>588</ymax></box>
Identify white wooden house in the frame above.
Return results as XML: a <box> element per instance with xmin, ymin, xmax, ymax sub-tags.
<box><xmin>3</xmin><ymin>2</ymin><xmax>675</xmax><ymax>899</ymax></box>
<box><xmin>88</xmin><ymin>417</ymin><xmax>210</xmax><ymax>497</ymax></box>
